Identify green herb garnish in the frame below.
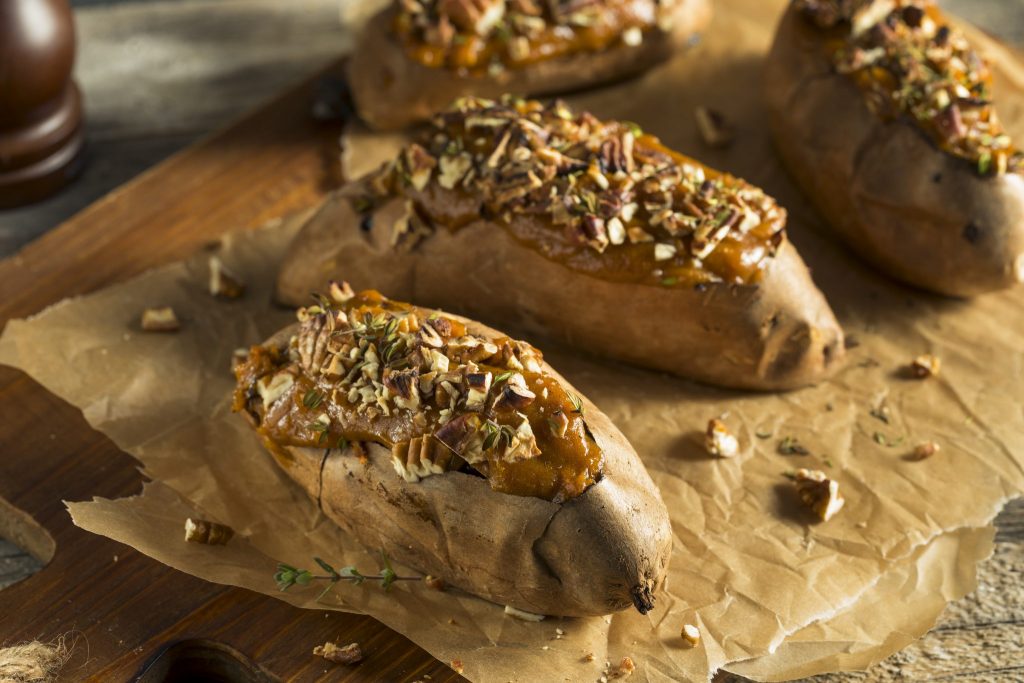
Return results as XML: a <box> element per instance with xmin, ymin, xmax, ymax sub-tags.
<box><xmin>777</xmin><ymin>436</ymin><xmax>809</xmax><ymax>455</ymax></box>
<box><xmin>303</xmin><ymin>389</ymin><xmax>324</xmax><ymax>410</ymax></box>
<box><xmin>274</xmin><ymin>553</ymin><xmax>419</xmax><ymax>603</ymax></box>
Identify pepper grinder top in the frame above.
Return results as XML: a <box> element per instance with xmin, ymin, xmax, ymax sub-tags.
<box><xmin>0</xmin><ymin>0</ymin><xmax>85</xmax><ymax>208</ymax></box>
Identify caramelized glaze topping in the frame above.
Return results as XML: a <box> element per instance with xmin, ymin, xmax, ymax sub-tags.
<box><xmin>798</xmin><ymin>0</ymin><xmax>1022</xmax><ymax>176</ymax></box>
<box><xmin>392</xmin><ymin>0</ymin><xmax>674</xmax><ymax>72</ymax></box>
<box><xmin>358</xmin><ymin>96</ymin><xmax>785</xmax><ymax>286</ymax></box>
<box><xmin>233</xmin><ymin>284</ymin><xmax>603</xmax><ymax>502</ymax></box>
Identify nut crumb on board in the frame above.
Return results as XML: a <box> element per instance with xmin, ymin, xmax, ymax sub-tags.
<box><xmin>705</xmin><ymin>418</ymin><xmax>738</xmax><ymax>457</ymax></box>
<box><xmin>312</xmin><ymin>641</ymin><xmax>363</xmax><ymax>665</ymax></box>
<box><xmin>183</xmin><ymin>517</ymin><xmax>233</xmax><ymax>545</ymax></box>
<box><xmin>140</xmin><ymin>306</ymin><xmax>180</xmax><ymax>332</ymax></box>
<box><xmin>424</xmin><ymin>574</ymin><xmax>446</xmax><ymax>591</ymax></box>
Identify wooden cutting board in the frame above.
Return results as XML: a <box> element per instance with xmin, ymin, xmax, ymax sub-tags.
<box><xmin>0</xmin><ymin>58</ymin><xmax>463</xmax><ymax>683</ymax></box>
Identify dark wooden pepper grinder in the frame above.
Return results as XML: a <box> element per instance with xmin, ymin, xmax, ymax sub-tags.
<box><xmin>0</xmin><ymin>0</ymin><xmax>85</xmax><ymax>208</ymax></box>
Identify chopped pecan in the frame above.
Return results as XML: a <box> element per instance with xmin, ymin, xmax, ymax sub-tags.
<box><xmin>328</xmin><ymin>280</ymin><xmax>355</xmax><ymax>303</ymax></box>
<box><xmin>792</xmin><ymin>468</ymin><xmax>845</xmax><ymax>521</ymax></box>
<box><xmin>581</xmin><ymin>215</ymin><xmax>609</xmax><ymax>252</ymax></box>
<box><xmin>912</xmin><ymin>440</ymin><xmax>940</xmax><ymax>460</ymax></box>
<box><xmin>404</xmin><ymin>143</ymin><xmax>437</xmax><ymax>191</ymax></box>
<box><xmin>694</xmin><ymin>107</ymin><xmax>735</xmax><ymax>148</ymax></box>
<box><xmin>313</xmin><ymin>642</ymin><xmax>363</xmax><ymax>665</ymax></box>
<box><xmin>140</xmin><ymin>306</ymin><xmax>180</xmax><ymax>332</ymax></box>
<box><xmin>383</xmin><ymin>367</ymin><xmax>418</xmax><ymax>399</ymax></box>
<box><xmin>705</xmin><ymin>418</ymin><xmax>738</xmax><ymax>458</ymax></box>
<box><xmin>209</xmin><ymin>256</ymin><xmax>246</xmax><ymax>299</ymax></box>
<box><xmin>434</xmin><ymin>413</ymin><xmax>478</xmax><ymax>454</ymax></box>
<box><xmin>439</xmin><ymin>0</ymin><xmax>506</xmax><ymax>35</ymax></box>
<box><xmin>184</xmin><ymin>518</ymin><xmax>234</xmax><ymax>545</ymax></box>
<box><xmin>464</xmin><ymin>371</ymin><xmax>493</xmax><ymax>411</ymax></box>
<box><xmin>909</xmin><ymin>353</ymin><xmax>941</xmax><ymax>378</ymax></box>
<box><xmin>494</xmin><ymin>381</ymin><xmax>536</xmax><ymax>410</ymax></box>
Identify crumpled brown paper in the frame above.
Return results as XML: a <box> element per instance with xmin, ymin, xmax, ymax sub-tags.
<box><xmin>2</xmin><ymin>0</ymin><xmax>1024</xmax><ymax>680</ymax></box>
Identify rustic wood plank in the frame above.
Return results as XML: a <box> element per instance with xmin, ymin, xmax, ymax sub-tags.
<box><xmin>0</xmin><ymin>539</ymin><xmax>40</xmax><ymax>591</ymax></box>
<box><xmin>0</xmin><ymin>0</ymin><xmax>345</xmax><ymax>255</ymax></box>
<box><xmin>0</xmin><ymin>1</ymin><xmax>1021</xmax><ymax>681</ymax></box>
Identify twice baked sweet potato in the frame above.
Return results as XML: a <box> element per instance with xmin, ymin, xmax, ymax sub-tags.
<box><xmin>234</xmin><ymin>285</ymin><xmax>672</xmax><ymax>617</ymax></box>
<box><xmin>278</xmin><ymin>97</ymin><xmax>844</xmax><ymax>391</ymax></box>
<box><xmin>765</xmin><ymin>0</ymin><xmax>1024</xmax><ymax>296</ymax></box>
<box><xmin>348</xmin><ymin>0</ymin><xmax>712</xmax><ymax>130</ymax></box>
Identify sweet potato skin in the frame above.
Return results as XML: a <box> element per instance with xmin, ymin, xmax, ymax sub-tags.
<box><xmin>764</xmin><ymin>4</ymin><xmax>1024</xmax><ymax>297</ymax></box>
<box><xmin>276</xmin><ymin>191</ymin><xmax>844</xmax><ymax>391</ymax></box>
<box><xmin>347</xmin><ymin>0</ymin><xmax>712</xmax><ymax>130</ymax></box>
<box><xmin>245</xmin><ymin>322</ymin><xmax>672</xmax><ymax>617</ymax></box>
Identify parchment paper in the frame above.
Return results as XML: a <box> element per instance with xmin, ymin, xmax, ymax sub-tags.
<box><xmin>3</xmin><ymin>0</ymin><xmax>1024</xmax><ymax>680</ymax></box>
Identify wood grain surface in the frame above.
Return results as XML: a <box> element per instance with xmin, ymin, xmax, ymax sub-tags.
<box><xmin>0</xmin><ymin>1</ymin><xmax>1021</xmax><ymax>681</ymax></box>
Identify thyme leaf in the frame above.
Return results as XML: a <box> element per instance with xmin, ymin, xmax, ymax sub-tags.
<box><xmin>777</xmin><ymin>436</ymin><xmax>809</xmax><ymax>455</ymax></box>
<box><xmin>568</xmin><ymin>392</ymin><xmax>584</xmax><ymax>416</ymax></box>
<box><xmin>303</xmin><ymin>389</ymin><xmax>324</xmax><ymax>409</ymax></box>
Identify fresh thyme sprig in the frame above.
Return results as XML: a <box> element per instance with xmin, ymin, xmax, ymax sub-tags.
<box><xmin>777</xmin><ymin>436</ymin><xmax>809</xmax><ymax>455</ymax></box>
<box><xmin>493</xmin><ymin>371</ymin><xmax>514</xmax><ymax>385</ymax></box>
<box><xmin>567</xmin><ymin>392</ymin><xmax>584</xmax><ymax>416</ymax></box>
<box><xmin>303</xmin><ymin>389</ymin><xmax>324</xmax><ymax>409</ymax></box>
<box><xmin>274</xmin><ymin>552</ymin><xmax>420</xmax><ymax>602</ymax></box>
<box><xmin>309</xmin><ymin>420</ymin><xmax>330</xmax><ymax>445</ymax></box>
<box><xmin>482</xmin><ymin>419</ymin><xmax>516</xmax><ymax>452</ymax></box>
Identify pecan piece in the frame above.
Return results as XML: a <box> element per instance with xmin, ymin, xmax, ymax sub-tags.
<box><xmin>184</xmin><ymin>518</ymin><xmax>234</xmax><ymax>545</ymax></box>
<box><xmin>439</xmin><ymin>0</ymin><xmax>506</xmax><ymax>35</ymax></box>
<box><xmin>313</xmin><ymin>642</ymin><xmax>363</xmax><ymax>665</ymax></box>
<box><xmin>792</xmin><ymin>468</ymin><xmax>845</xmax><ymax>521</ymax></box>
<box><xmin>141</xmin><ymin>306</ymin><xmax>180</xmax><ymax>332</ymax></box>
<box><xmin>694</xmin><ymin>107</ymin><xmax>735</xmax><ymax>148</ymax></box>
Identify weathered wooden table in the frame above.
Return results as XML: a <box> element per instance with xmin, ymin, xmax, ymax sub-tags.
<box><xmin>0</xmin><ymin>1</ymin><xmax>1022</xmax><ymax>680</ymax></box>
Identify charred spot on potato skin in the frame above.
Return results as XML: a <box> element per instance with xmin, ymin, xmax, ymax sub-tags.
<box><xmin>360</xmin><ymin>214</ymin><xmax>374</xmax><ymax>232</ymax></box>
<box><xmin>631</xmin><ymin>582</ymin><xmax>655</xmax><ymax>614</ymax></box>
<box><xmin>963</xmin><ymin>222</ymin><xmax>982</xmax><ymax>244</ymax></box>
<box><xmin>932</xmin><ymin>172</ymin><xmax>942</xmax><ymax>184</ymax></box>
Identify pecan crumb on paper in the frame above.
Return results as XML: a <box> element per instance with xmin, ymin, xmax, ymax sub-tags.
<box><xmin>705</xmin><ymin>417</ymin><xmax>738</xmax><ymax>457</ymax></box>
<box><xmin>913</xmin><ymin>441</ymin><xmax>940</xmax><ymax>460</ymax></box>
<box><xmin>681</xmin><ymin>623</ymin><xmax>701</xmax><ymax>647</ymax></box>
<box><xmin>183</xmin><ymin>517</ymin><xmax>233</xmax><ymax>545</ymax></box>
<box><xmin>140</xmin><ymin>306</ymin><xmax>180</xmax><ymax>332</ymax></box>
<box><xmin>909</xmin><ymin>353</ymin><xmax>941</xmax><ymax>378</ymax></box>
<box><xmin>209</xmin><ymin>255</ymin><xmax>246</xmax><ymax>299</ymax></box>
<box><xmin>792</xmin><ymin>468</ymin><xmax>845</xmax><ymax>521</ymax></box>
